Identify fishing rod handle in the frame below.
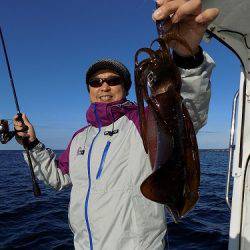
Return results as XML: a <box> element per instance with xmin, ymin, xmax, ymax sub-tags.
<box><xmin>24</xmin><ymin>146</ymin><xmax>41</xmax><ymax>197</ymax></box>
<box><xmin>16</xmin><ymin>113</ymin><xmax>41</xmax><ymax>197</ymax></box>
<box><xmin>16</xmin><ymin>113</ymin><xmax>29</xmax><ymax>131</ymax></box>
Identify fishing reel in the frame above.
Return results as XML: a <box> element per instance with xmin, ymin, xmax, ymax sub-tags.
<box><xmin>0</xmin><ymin>119</ymin><xmax>15</xmax><ymax>144</ymax></box>
<box><xmin>0</xmin><ymin>118</ymin><xmax>29</xmax><ymax>144</ymax></box>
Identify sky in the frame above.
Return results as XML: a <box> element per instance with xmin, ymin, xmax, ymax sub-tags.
<box><xmin>0</xmin><ymin>0</ymin><xmax>241</xmax><ymax>150</ymax></box>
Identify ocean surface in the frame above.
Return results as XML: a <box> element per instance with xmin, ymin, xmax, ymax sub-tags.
<box><xmin>0</xmin><ymin>150</ymin><xmax>230</xmax><ymax>250</ymax></box>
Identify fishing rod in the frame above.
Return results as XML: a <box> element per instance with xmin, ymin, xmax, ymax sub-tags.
<box><xmin>0</xmin><ymin>26</ymin><xmax>41</xmax><ymax>197</ymax></box>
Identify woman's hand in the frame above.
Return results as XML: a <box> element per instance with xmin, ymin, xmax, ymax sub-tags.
<box><xmin>153</xmin><ymin>0</ymin><xmax>219</xmax><ymax>56</ymax></box>
<box><xmin>13</xmin><ymin>113</ymin><xmax>37</xmax><ymax>145</ymax></box>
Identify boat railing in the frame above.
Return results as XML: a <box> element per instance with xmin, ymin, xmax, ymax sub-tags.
<box><xmin>226</xmin><ymin>90</ymin><xmax>239</xmax><ymax>209</ymax></box>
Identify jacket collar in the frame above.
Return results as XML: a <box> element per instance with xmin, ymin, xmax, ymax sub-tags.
<box><xmin>86</xmin><ymin>99</ymin><xmax>137</xmax><ymax>127</ymax></box>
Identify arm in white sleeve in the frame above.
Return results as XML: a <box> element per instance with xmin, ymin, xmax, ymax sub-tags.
<box><xmin>23</xmin><ymin>142</ymin><xmax>71</xmax><ymax>191</ymax></box>
<box><xmin>179</xmin><ymin>51</ymin><xmax>215</xmax><ymax>133</ymax></box>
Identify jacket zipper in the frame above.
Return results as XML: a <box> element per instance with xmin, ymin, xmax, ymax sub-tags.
<box><xmin>84</xmin><ymin>104</ymin><xmax>101</xmax><ymax>250</ymax></box>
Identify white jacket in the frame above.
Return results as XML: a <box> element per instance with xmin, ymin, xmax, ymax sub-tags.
<box><xmin>24</xmin><ymin>52</ymin><xmax>215</xmax><ymax>250</ymax></box>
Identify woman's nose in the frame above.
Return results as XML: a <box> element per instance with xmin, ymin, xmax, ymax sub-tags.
<box><xmin>100</xmin><ymin>82</ymin><xmax>111</xmax><ymax>91</ymax></box>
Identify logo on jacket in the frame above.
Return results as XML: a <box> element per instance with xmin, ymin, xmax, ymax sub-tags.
<box><xmin>77</xmin><ymin>147</ymin><xmax>85</xmax><ymax>155</ymax></box>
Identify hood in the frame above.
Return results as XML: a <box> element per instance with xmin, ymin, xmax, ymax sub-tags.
<box><xmin>86</xmin><ymin>99</ymin><xmax>138</xmax><ymax>127</ymax></box>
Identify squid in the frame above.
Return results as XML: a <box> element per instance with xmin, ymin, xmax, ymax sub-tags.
<box><xmin>134</xmin><ymin>31</ymin><xmax>200</xmax><ymax>222</ymax></box>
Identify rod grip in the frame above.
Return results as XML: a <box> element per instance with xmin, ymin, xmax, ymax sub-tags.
<box><xmin>16</xmin><ymin>113</ymin><xmax>28</xmax><ymax>132</ymax></box>
<box><xmin>16</xmin><ymin>113</ymin><xmax>42</xmax><ymax>197</ymax></box>
<box><xmin>24</xmin><ymin>145</ymin><xmax>42</xmax><ymax>197</ymax></box>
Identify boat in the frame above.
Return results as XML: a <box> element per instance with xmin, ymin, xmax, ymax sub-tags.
<box><xmin>203</xmin><ymin>1</ymin><xmax>250</xmax><ymax>249</ymax></box>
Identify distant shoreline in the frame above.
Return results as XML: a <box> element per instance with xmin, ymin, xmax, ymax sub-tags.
<box><xmin>199</xmin><ymin>148</ymin><xmax>229</xmax><ymax>151</ymax></box>
<box><xmin>0</xmin><ymin>148</ymin><xmax>229</xmax><ymax>151</ymax></box>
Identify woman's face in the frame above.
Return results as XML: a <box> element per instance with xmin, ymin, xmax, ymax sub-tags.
<box><xmin>88</xmin><ymin>70</ymin><xmax>126</xmax><ymax>103</ymax></box>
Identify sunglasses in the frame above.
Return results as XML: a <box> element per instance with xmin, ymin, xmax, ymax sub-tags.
<box><xmin>88</xmin><ymin>75</ymin><xmax>123</xmax><ymax>88</ymax></box>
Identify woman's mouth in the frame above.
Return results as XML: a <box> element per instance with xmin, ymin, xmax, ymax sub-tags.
<box><xmin>99</xmin><ymin>95</ymin><xmax>113</xmax><ymax>102</ymax></box>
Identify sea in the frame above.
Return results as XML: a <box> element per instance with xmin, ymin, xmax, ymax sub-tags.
<box><xmin>0</xmin><ymin>150</ymin><xmax>230</xmax><ymax>250</ymax></box>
